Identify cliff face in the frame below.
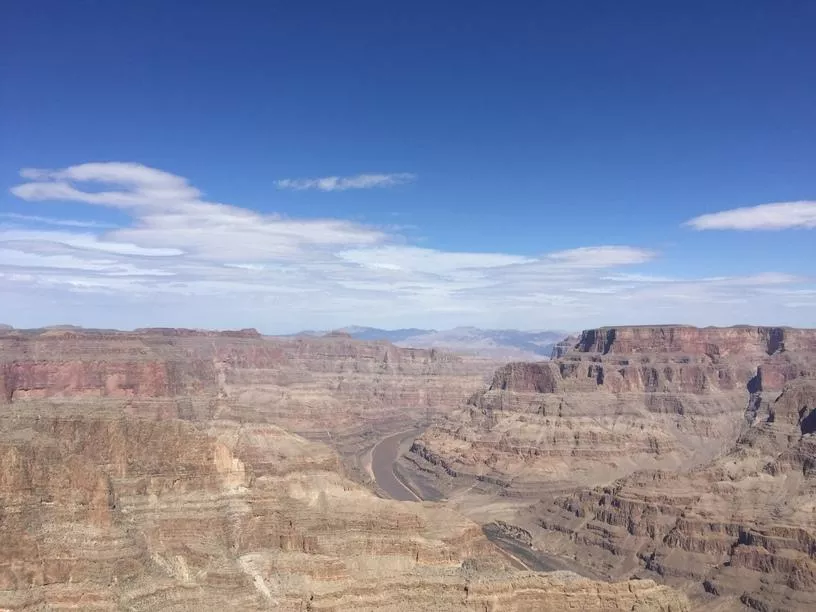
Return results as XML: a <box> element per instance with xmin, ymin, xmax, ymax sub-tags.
<box><xmin>573</xmin><ymin>325</ymin><xmax>816</xmax><ymax>357</ymax></box>
<box><xmin>0</xmin><ymin>327</ymin><xmax>689</xmax><ymax>611</ymax></box>
<box><xmin>399</xmin><ymin>325</ymin><xmax>816</xmax><ymax>610</ymax></box>
<box><xmin>528</xmin><ymin>378</ymin><xmax>816</xmax><ymax>611</ymax></box>
<box><xmin>549</xmin><ymin>334</ymin><xmax>578</xmax><ymax>359</ymax></box>
<box><xmin>408</xmin><ymin>326</ymin><xmax>815</xmax><ymax>501</ymax></box>
<box><xmin>0</xmin><ymin>328</ymin><xmax>485</xmax><ymax>401</ymax></box>
<box><xmin>0</xmin><ymin>405</ymin><xmax>691</xmax><ymax>611</ymax></box>
<box><xmin>0</xmin><ymin>329</ymin><xmax>498</xmax><ymax>465</ymax></box>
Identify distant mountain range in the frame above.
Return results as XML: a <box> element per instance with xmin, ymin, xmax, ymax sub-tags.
<box><xmin>291</xmin><ymin>326</ymin><xmax>570</xmax><ymax>360</ymax></box>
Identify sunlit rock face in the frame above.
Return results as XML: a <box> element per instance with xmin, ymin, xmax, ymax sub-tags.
<box><xmin>0</xmin><ymin>327</ymin><xmax>689</xmax><ymax>611</ymax></box>
<box><xmin>409</xmin><ymin>326</ymin><xmax>816</xmax><ymax>494</ymax></box>
<box><xmin>0</xmin><ymin>327</ymin><xmax>499</xmax><ymax>465</ymax></box>
<box><xmin>528</xmin><ymin>378</ymin><xmax>816</xmax><ymax>611</ymax></box>
<box><xmin>400</xmin><ymin>326</ymin><xmax>816</xmax><ymax>609</ymax></box>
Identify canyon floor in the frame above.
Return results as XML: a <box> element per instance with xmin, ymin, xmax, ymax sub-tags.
<box><xmin>3</xmin><ymin>324</ymin><xmax>815</xmax><ymax>610</ymax></box>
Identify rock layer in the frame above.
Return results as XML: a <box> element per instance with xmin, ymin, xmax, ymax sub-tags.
<box><xmin>0</xmin><ymin>327</ymin><xmax>498</xmax><ymax>481</ymax></box>
<box><xmin>0</xmin><ymin>327</ymin><xmax>689</xmax><ymax>610</ymax></box>
<box><xmin>407</xmin><ymin>326</ymin><xmax>816</xmax><ymax>500</ymax></box>
<box><xmin>574</xmin><ymin>326</ymin><xmax>816</xmax><ymax>357</ymax></box>
<box><xmin>528</xmin><ymin>378</ymin><xmax>816</xmax><ymax>611</ymax></box>
<box><xmin>399</xmin><ymin>326</ymin><xmax>816</xmax><ymax>609</ymax></box>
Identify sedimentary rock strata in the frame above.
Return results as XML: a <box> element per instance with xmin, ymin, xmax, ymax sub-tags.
<box><xmin>574</xmin><ymin>325</ymin><xmax>816</xmax><ymax>357</ymax></box>
<box><xmin>527</xmin><ymin>378</ymin><xmax>816</xmax><ymax>611</ymax></box>
<box><xmin>0</xmin><ymin>327</ymin><xmax>689</xmax><ymax>610</ymax></box>
<box><xmin>406</xmin><ymin>326</ymin><xmax>816</xmax><ymax>503</ymax></box>
<box><xmin>400</xmin><ymin>326</ymin><xmax>816</xmax><ymax>610</ymax></box>
<box><xmin>0</xmin><ymin>327</ymin><xmax>497</xmax><ymax>481</ymax></box>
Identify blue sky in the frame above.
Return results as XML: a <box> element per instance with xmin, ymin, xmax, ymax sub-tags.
<box><xmin>1</xmin><ymin>1</ymin><xmax>815</xmax><ymax>332</ymax></box>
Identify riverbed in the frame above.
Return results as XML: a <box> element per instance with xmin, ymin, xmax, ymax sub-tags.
<box><xmin>370</xmin><ymin>429</ymin><xmax>422</xmax><ymax>501</ymax></box>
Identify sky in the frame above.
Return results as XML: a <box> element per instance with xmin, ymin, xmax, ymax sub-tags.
<box><xmin>1</xmin><ymin>1</ymin><xmax>815</xmax><ymax>333</ymax></box>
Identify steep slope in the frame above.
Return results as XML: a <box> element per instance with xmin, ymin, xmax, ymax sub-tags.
<box><xmin>0</xmin><ymin>329</ymin><xmax>689</xmax><ymax>611</ymax></box>
<box><xmin>527</xmin><ymin>378</ymin><xmax>816</xmax><ymax>611</ymax></box>
<box><xmin>0</xmin><ymin>327</ymin><xmax>498</xmax><ymax>481</ymax></box>
<box><xmin>400</xmin><ymin>325</ymin><xmax>815</xmax><ymax>513</ymax></box>
<box><xmin>396</xmin><ymin>325</ymin><xmax>816</xmax><ymax>609</ymax></box>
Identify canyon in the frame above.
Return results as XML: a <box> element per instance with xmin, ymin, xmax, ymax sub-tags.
<box><xmin>3</xmin><ymin>323</ymin><xmax>815</xmax><ymax>610</ymax></box>
<box><xmin>0</xmin><ymin>326</ymin><xmax>497</xmax><ymax>485</ymax></box>
<box><xmin>398</xmin><ymin>325</ymin><xmax>816</xmax><ymax>610</ymax></box>
<box><xmin>0</xmin><ymin>326</ymin><xmax>689</xmax><ymax>611</ymax></box>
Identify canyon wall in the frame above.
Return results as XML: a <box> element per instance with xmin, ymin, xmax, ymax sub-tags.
<box><xmin>0</xmin><ymin>328</ymin><xmax>498</xmax><ymax>476</ymax></box>
<box><xmin>0</xmin><ymin>327</ymin><xmax>689</xmax><ymax>611</ymax></box>
<box><xmin>406</xmin><ymin>326</ymin><xmax>816</xmax><ymax>500</ymax></box>
<box><xmin>527</xmin><ymin>378</ymin><xmax>816</xmax><ymax>611</ymax></box>
<box><xmin>574</xmin><ymin>325</ymin><xmax>816</xmax><ymax>357</ymax></box>
<box><xmin>0</xmin><ymin>405</ymin><xmax>690</xmax><ymax>611</ymax></box>
<box><xmin>398</xmin><ymin>326</ymin><xmax>816</xmax><ymax>609</ymax></box>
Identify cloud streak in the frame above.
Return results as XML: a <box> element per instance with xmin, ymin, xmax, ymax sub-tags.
<box><xmin>0</xmin><ymin>212</ymin><xmax>116</xmax><ymax>229</ymax></box>
<box><xmin>276</xmin><ymin>172</ymin><xmax>415</xmax><ymax>191</ymax></box>
<box><xmin>685</xmin><ymin>201</ymin><xmax>816</xmax><ymax>230</ymax></box>
<box><xmin>2</xmin><ymin>162</ymin><xmax>813</xmax><ymax>332</ymax></box>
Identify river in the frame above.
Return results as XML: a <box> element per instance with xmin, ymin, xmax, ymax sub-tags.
<box><xmin>370</xmin><ymin>429</ymin><xmax>422</xmax><ymax>502</ymax></box>
<box><xmin>369</xmin><ymin>428</ymin><xmax>590</xmax><ymax>573</ymax></box>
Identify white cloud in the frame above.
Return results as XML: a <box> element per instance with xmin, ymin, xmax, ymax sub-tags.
<box><xmin>276</xmin><ymin>173</ymin><xmax>415</xmax><ymax>191</ymax></box>
<box><xmin>601</xmin><ymin>273</ymin><xmax>676</xmax><ymax>283</ymax></box>
<box><xmin>3</xmin><ymin>162</ymin><xmax>813</xmax><ymax>331</ymax></box>
<box><xmin>685</xmin><ymin>201</ymin><xmax>816</xmax><ymax>230</ymax></box>
<box><xmin>569</xmin><ymin>286</ymin><xmax>634</xmax><ymax>295</ymax></box>
<box><xmin>338</xmin><ymin>246</ymin><xmax>533</xmax><ymax>273</ymax></box>
<box><xmin>0</xmin><ymin>229</ymin><xmax>182</xmax><ymax>257</ymax></box>
<box><xmin>705</xmin><ymin>272</ymin><xmax>806</xmax><ymax>286</ymax></box>
<box><xmin>785</xmin><ymin>301</ymin><xmax>816</xmax><ymax>309</ymax></box>
<box><xmin>0</xmin><ymin>249</ymin><xmax>173</xmax><ymax>277</ymax></box>
<box><xmin>11</xmin><ymin>163</ymin><xmax>388</xmax><ymax>262</ymax></box>
<box><xmin>544</xmin><ymin>246</ymin><xmax>656</xmax><ymax>268</ymax></box>
<box><xmin>0</xmin><ymin>212</ymin><xmax>116</xmax><ymax>228</ymax></box>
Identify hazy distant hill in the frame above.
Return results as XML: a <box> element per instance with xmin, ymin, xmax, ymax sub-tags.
<box><xmin>339</xmin><ymin>326</ymin><xmax>431</xmax><ymax>343</ymax></box>
<box><xmin>331</xmin><ymin>326</ymin><xmax>569</xmax><ymax>360</ymax></box>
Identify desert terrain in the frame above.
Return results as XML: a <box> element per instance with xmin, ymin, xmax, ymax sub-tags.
<box><xmin>2</xmin><ymin>324</ymin><xmax>814</xmax><ymax>610</ymax></box>
<box><xmin>0</xmin><ymin>326</ymin><xmax>689</xmax><ymax>610</ymax></box>
<box><xmin>396</xmin><ymin>325</ymin><xmax>816</xmax><ymax>610</ymax></box>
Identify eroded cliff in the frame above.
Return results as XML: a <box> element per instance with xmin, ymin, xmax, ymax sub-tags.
<box><xmin>0</xmin><ymin>327</ymin><xmax>690</xmax><ymax>610</ymax></box>
<box><xmin>526</xmin><ymin>378</ymin><xmax>816</xmax><ymax>611</ymax></box>
<box><xmin>398</xmin><ymin>326</ymin><xmax>816</xmax><ymax>609</ymax></box>
<box><xmin>406</xmin><ymin>326</ymin><xmax>816</xmax><ymax>500</ymax></box>
<box><xmin>0</xmin><ymin>327</ymin><xmax>498</xmax><ymax>481</ymax></box>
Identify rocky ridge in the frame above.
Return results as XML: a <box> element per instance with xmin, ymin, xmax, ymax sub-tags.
<box><xmin>397</xmin><ymin>326</ymin><xmax>816</xmax><ymax>609</ymax></box>
<box><xmin>527</xmin><ymin>377</ymin><xmax>816</xmax><ymax>611</ymax></box>
<box><xmin>0</xmin><ymin>327</ymin><xmax>689</xmax><ymax>611</ymax></box>
<box><xmin>0</xmin><ymin>327</ymin><xmax>498</xmax><ymax>481</ymax></box>
<box><xmin>406</xmin><ymin>326</ymin><xmax>816</xmax><ymax>499</ymax></box>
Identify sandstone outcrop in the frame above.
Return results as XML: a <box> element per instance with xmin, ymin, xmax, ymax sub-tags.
<box><xmin>574</xmin><ymin>326</ymin><xmax>816</xmax><ymax>357</ymax></box>
<box><xmin>406</xmin><ymin>326</ymin><xmax>816</xmax><ymax>501</ymax></box>
<box><xmin>398</xmin><ymin>326</ymin><xmax>816</xmax><ymax>610</ymax></box>
<box><xmin>526</xmin><ymin>378</ymin><xmax>816</xmax><ymax>611</ymax></box>
<box><xmin>0</xmin><ymin>327</ymin><xmax>498</xmax><ymax>482</ymax></box>
<box><xmin>550</xmin><ymin>334</ymin><xmax>579</xmax><ymax>359</ymax></box>
<box><xmin>0</xmin><ymin>326</ymin><xmax>690</xmax><ymax>610</ymax></box>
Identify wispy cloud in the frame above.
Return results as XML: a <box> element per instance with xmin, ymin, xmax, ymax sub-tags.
<box><xmin>11</xmin><ymin>163</ymin><xmax>386</xmax><ymax>261</ymax></box>
<box><xmin>338</xmin><ymin>246</ymin><xmax>534</xmax><ymax>273</ymax></box>
<box><xmin>544</xmin><ymin>246</ymin><xmax>656</xmax><ymax>268</ymax></box>
<box><xmin>3</xmin><ymin>161</ymin><xmax>812</xmax><ymax>331</ymax></box>
<box><xmin>0</xmin><ymin>212</ymin><xmax>116</xmax><ymax>229</ymax></box>
<box><xmin>685</xmin><ymin>201</ymin><xmax>816</xmax><ymax>230</ymax></box>
<box><xmin>275</xmin><ymin>172</ymin><xmax>415</xmax><ymax>192</ymax></box>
